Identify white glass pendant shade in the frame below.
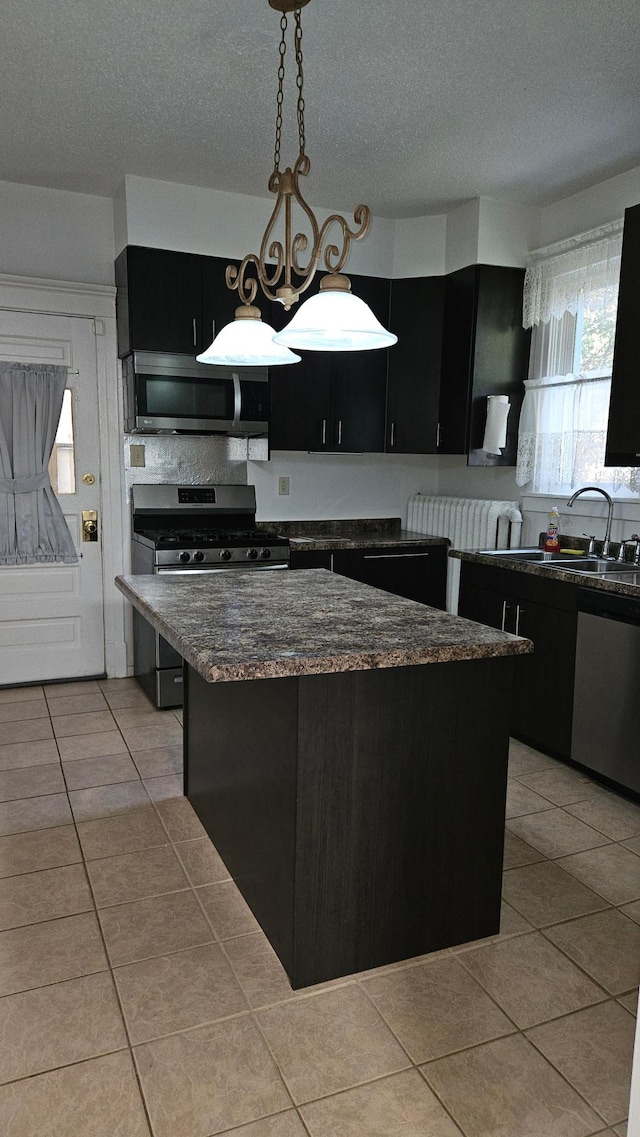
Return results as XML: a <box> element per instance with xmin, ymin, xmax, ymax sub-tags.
<box><xmin>196</xmin><ymin>306</ymin><xmax>300</xmax><ymax>367</ymax></box>
<box><xmin>272</xmin><ymin>274</ymin><xmax>398</xmax><ymax>352</ymax></box>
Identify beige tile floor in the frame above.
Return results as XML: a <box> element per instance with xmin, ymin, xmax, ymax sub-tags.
<box><xmin>0</xmin><ymin>681</ymin><xmax>638</xmax><ymax>1136</ymax></box>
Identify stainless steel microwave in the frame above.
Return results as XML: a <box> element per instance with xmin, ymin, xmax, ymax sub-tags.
<box><xmin>122</xmin><ymin>352</ymin><xmax>269</xmax><ymax>435</ymax></box>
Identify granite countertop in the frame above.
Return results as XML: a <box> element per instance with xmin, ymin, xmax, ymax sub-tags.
<box><xmin>260</xmin><ymin>517</ymin><xmax>448</xmax><ymax>552</ymax></box>
<box><xmin>450</xmin><ymin>548</ymin><xmax>640</xmax><ymax>598</ymax></box>
<box><xmin>287</xmin><ymin>529</ymin><xmax>448</xmax><ymax>552</ymax></box>
<box><xmin>116</xmin><ymin>570</ymin><xmax>531</xmax><ymax>684</ymax></box>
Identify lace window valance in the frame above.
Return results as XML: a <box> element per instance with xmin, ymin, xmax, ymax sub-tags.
<box><xmin>522</xmin><ymin>220</ymin><xmax>623</xmax><ymax>328</ymax></box>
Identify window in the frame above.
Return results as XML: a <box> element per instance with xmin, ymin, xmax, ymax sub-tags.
<box><xmin>48</xmin><ymin>388</ymin><xmax>76</xmax><ymax>495</ymax></box>
<box><xmin>516</xmin><ymin>222</ymin><xmax>640</xmax><ymax>495</ymax></box>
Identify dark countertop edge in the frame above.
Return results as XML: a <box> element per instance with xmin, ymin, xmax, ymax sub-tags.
<box><xmin>288</xmin><ymin>531</ymin><xmax>449</xmax><ymax>552</ymax></box>
<box><xmin>115</xmin><ymin>573</ymin><xmax>531</xmax><ymax>684</ymax></box>
<box><xmin>186</xmin><ymin>637</ymin><xmax>533</xmax><ymax>683</ymax></box>
<box><xmin>449</xmin><ymin>549</ymin><xmax>640</xmax><ymax>596</ymax></box>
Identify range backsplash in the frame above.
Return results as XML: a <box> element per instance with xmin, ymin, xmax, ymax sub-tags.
<box><xmin>123</xmin><ymin>434</ymin><xmax>251</xmax><ymax>498</ymax></box>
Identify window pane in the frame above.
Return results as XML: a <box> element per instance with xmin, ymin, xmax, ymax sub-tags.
<box><xmin>578</xmin><ymin>291</ymin><xmax>618</xmax><ymax>375</ymax></box>
<box><xmin>49</xmin><ymin>388</ymin><xmax>76</xmax><ymax>495</ymax></box>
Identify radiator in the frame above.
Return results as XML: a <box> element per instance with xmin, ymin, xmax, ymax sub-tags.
<box><xmin>406</xmin><ymin>494</ymin><xmax>523</xmax><ymax>612</ymax></box>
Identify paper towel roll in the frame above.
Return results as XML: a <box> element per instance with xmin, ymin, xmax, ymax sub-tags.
<box><xmin>482</xmin><ymin>395</ymin><xmax>510</xmax><ymax>455</ymax></box>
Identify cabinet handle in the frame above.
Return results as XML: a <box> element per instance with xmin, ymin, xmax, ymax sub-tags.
<box><xmin>515</xmin><ymin>604</ymin><xmax>524</xmax><ymax>636</ymax></box>
<box><xmin>363</xmin><ymin>553</ymin><xmax>431</xmax><ymax>560</ymax></box>
<box><xmin>500</xmin><ymin>600</ymin><xmax>512</xmax><ymax>632</ymax></box>
<box><xmin>436</xmin><ymin>422</ymin><xmax>441</xmax><ymax>448</ymax></box>
<box><xmin>337</xmin><ymin>420</ymin><xmax>342</xmax><ymax>445</ymax></box>
<box><xmin>321</xmin><ymin>419</ymin><xmax>327</xmax><ymax>445</ymax></box>
<box><xmin>211</xmin><ymin>320</ymin><xmax>216</xmax><ymax>343</ymax></box>
<box><xmin>390</xmin><ymin>422</ymin><xmax>396</xmax><ymax>448</ymax></box>
<box><xmin>192</xmin><ymin>317</ymin><xmax>198</xmax><ymax>347</ymax></box>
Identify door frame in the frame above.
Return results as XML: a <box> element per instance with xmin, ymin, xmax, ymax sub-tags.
<box><xmin>0</xmin><ymin>272</ymin><xmax>128</xmax><ymax>678</ymax></box>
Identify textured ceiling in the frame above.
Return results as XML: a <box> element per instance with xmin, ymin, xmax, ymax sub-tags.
<box><xmin>2</xmin><ymin>0</ymin><xmax>640</xmax><ymax>218</ymax></box>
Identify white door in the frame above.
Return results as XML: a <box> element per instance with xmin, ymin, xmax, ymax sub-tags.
<box><xmin>0</xmin><ymin>311</ymin><xmax>106</xmax><ymax>683</ymax></box>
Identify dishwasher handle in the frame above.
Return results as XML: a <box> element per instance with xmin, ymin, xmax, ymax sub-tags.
<box><xmin>577</xmin><ymin>586</ymin><xmax>640</xmax><ymax>626</ymax></box>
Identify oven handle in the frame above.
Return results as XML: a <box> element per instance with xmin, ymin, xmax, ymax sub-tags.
<box><xmin>156</xmin><ymin>564</ymin><xmax>289</xmax><ymax>574</ymax></box>
<box><xmin>232</xmin><ymin>372</ymin><xmax>242</xmax><ymax>425</ymax></box>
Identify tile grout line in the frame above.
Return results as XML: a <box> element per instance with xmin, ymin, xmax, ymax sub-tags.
<box><xmin>55</xmin><ymin>719</ymin><xmax>156</xmax><ymax>1137</ymax></box>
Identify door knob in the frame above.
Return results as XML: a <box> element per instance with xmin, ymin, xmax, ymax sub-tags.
<box><xmin>82</xmin><ymin>510</ymin><xmax>99</xmax><ymax>542</ymax></box>
<box><xmin>82</xmin><ymin>473</ymin><xmax>96</xmax><ymax>486</ymax></box>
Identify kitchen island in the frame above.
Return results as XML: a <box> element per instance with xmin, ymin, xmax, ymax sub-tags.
<box><xmin>116</xmin><ymin>569</ymin><xmax>531</xmax><ymax>987</ymax></box>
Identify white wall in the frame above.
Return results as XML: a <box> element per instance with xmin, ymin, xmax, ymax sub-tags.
<box><xmin>117</xmin><ymin>174</ymin><xmax>396</xmax><ymax>278</ymax></box>
<box><xmin>392</xmin><ymin>214</ymin><xmax>447</xmax><ymax>277</ymax></box>
<box><xmin>0</xmin><ymin>180</ymin><xmax>115</xmax><ymax>285</ymax></box>
<box><xmin>251</xmin><ymin>451</ymin><xmax>440</xmax><ymax>523</ymax></box>
<box><xmin>541</xmin><ymin>163</ymin><xmax>640</xmax><ymax>245</ymax></box>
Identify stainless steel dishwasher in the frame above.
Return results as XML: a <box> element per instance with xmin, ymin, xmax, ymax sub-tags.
<box><xmin>571</xmin><ymin>586</ymin><xmax>640</xmax><ymax>795</ymax></box>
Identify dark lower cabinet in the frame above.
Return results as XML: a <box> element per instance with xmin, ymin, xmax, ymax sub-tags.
<box><xmin>289</xmin><ymin>543</ymin><xmax>447</xmax><ymax>610</ymax></box>
<box><xmin>606</xmin><ymin>202</ymin><xmax>640</xmax><ymax>466</ymax></box>
<box><xmin>458</xmin><ymin>562</ymin><xmax>578</xmax><ymax>758</ymax></box>
<box><xmin>332</xmin><ymin>545</ymin><xmax>447</xmax><ymax>609</ymax></box>
<box><xmin>289</xmin><ymin>549</ymin><xmax>332</xmax><ymax>570</ymax></box>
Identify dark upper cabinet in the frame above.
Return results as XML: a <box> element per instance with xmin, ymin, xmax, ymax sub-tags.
<box><xmin>605</xmin><ymin>203</ymin><xmax>640</xmax><ymax>467</ymax></box>
<box><xmin>386</xmin><ymin>276</ymin><xmax>444</xmax><ymax>454</ymax></box>
<box><xmin>200</xmin><ymin>256</ymin><xmax>241</xmax><ymax>353</ymax></box>
<box><xmin>115</xmin><ymin>246</ymin><xmax>203</xmax><ymax>357</ymax></box>
<box><xmin>269</xmin><ymin>272</ymin><xmax>389</xmax><ymax>453</ymax></box>
<box><xmin>438</xmin><ymin>265</ymin><xmax>530</xmax><ymax>465</ymax></box>
<box><xmin>115</xmin><ymin>246</ymin><xmax>243</xmax><ymax>358</ymax></box>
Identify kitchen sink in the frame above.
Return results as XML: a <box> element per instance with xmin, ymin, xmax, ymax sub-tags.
<box><xmin>539</xmin><ymin>559</ymin><xmax>640</xmax><ymax>574</ymax></box>
<box><xmin>480</xmin><ymin>548</ymin><xmax>587</xmax><ymax>564</ymax></box>
<box><xmin>478</xmin><ymin>548</ymin><xmax>640</xmax><ymax>574</ymax></box>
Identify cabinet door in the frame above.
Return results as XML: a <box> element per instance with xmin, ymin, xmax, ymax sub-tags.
<box><xmin>458</xmin><ymin>580</ymin><xmax>513</xmax><ymax>632</ymax></box>
<box><xmin>289</xmin><ymin>549</ymin><xmax>333</xmax><ymax>570</ymax></box>
<box><xmin>467</xmin><ymin>265</ymin><xmax>530</xmax><ymax>467</ymax></box>
<box><xmin>438</xmin><ymin>266</ymin><xmax>476</xmax><ymax>453</ymax></box>
<box><xmin>329</xmin><ymin>354</ymin><xmax>386</xmax><ymax>452</ymax></box>
<box><xmin>606</xmin><ymin>203</ymin><xmax>640</xmax><ymax>466</ymax></box>
<box><xmin>269</xmin><ymin>354</ymin><xmax>332</xmax><ymax>451</ymax></box>
<box><xmin>333</xmin><ymin>545</ymin><xmax>446</xmax><ymax>609</ymax></box>
<box><xmin>438</xmin><ymin>265</ymin><xmax>529</xmax><ymax>463</ymax></box>
<box><xmin>329</xmin><ymin>274</ymin><xmax>389</xmax><ymax>453</ymax></box>
<box><xmin>200</xmin><ymin>256</ymin><xmax>241</xmax><ymax>354</ymax></box>
<box><xmin>459</xmin><ymin>567</ymin><xmax>577</xmax><ymax>759</ymax></box>
<box><xmin>115</xmin><ymin>246</ymin><xmax>203</xmax><ymax>358</ymax></box>
<box><xmin>509</xmin><ymin>598</ymin><xmax>577</xmax><ymax>759</ymax></box>
<box><xmin>386</xmin><ymin>276</ymin><xmax>444</xmax><ymax>454</ymax></box>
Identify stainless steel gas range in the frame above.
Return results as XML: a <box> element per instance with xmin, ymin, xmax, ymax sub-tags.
<box><xmin>131</xmin><ymin>484</ymin><xmax>290</xmax><ymax>707</ymax></box>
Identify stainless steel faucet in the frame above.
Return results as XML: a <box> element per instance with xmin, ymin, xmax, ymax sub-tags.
<box><xmin>566</xmin><ymin>486</ymin><xmax>615</xmax><ymax>559</ymax></box>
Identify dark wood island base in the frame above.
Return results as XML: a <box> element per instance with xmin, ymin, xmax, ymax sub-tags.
<box><xmin>185</xmin><ymin>655</ymin><xmax>513</xmax><ymax>988</ymax></box>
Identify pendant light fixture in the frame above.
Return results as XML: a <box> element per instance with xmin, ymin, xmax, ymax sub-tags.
<box><xmin>198</xmin><ymin>0</ymin><xmax>396</xmax><ymax>365</ymax></box>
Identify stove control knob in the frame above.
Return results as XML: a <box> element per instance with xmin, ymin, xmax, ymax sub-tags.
<box><xmin>260</xmin><ymin>548</ymin><xmax>272</xmax><ymax>560</ymax></box>
<box><xmin>246</xmin><ymin>548</ymin><xmax>259</xmax><ymax>560</ymax></box>
<box><xmin>220</xmin><ymin>549</ymin><xmax>232</xmax><ymax>561</ymax></box>
<box><xmin>193</xmin><ymin>551</ymin><xmax>205</xmax><ymax>563</ymax></box>
<box><xmin>179</xmin><ymin>551</ymin><xmax>191</xmax><ymax>563</ymax></box>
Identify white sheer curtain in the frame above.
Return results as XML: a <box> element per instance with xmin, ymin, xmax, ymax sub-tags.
<box><xmin>516</xmin><ymin>373</ymin><xmax>640</xmax><ymax>492</ymax></box>
<box><xmin>517</xmin><ymin>219</ymin><xmax>640</xmax><ymax>494</ymax></box>
<box><xmin>522</xmin><ymin>221</ymin><xmax>622</xmax><ymax>329</ymax></box>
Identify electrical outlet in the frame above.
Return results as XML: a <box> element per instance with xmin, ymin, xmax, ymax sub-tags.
<box><xmin>278</xmin><ymin>476</ymin><xmax>290</xmax><ymax>496</ymax></box>
<box><xmin>130</xmin><ymin>444</ymin><xmax>146</xmax><ymax>468</ymax></box>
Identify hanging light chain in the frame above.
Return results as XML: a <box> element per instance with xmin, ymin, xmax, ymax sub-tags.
<box><xmin>294</xmin><ymin>8</ymin><xmax>305</xmax><ymax>158</ymax></box>
<box><xmin>273</xmin><ymin>13</ymin><xmax>288</xmax><ymax>174</ymax></box>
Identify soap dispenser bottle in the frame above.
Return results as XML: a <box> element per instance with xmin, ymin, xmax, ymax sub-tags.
<box><xmin>544</xmin><ymin>507</ymin><xmax>561</xmax><ymax>554</ymax></box>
